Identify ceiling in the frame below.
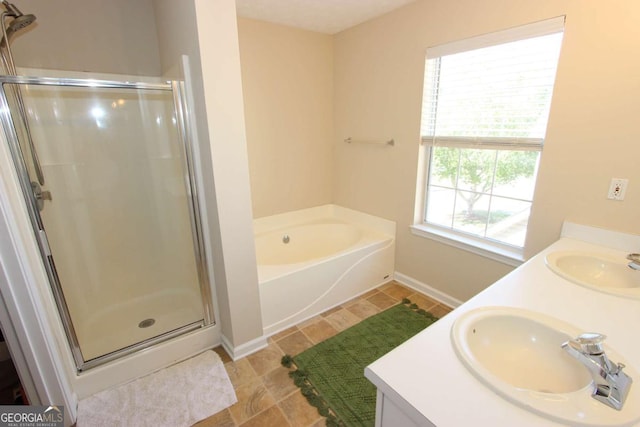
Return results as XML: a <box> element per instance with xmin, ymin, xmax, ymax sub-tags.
<box><xmin>235</xmin><ymin>0</ymin><xmax>417</xmax><ymax>34</ymax></box>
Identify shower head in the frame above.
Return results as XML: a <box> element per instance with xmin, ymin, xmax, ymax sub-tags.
<box><xmin>5</xmin><ymin>13</ymin><xmax>35</xmax><ymax>36</ymax></box>
<box><xmin>0</xmin><ymin>1</ymin><xmax>35</xmax><ymax>46</ymax></box>
<box><xmin>8</xmin><ymin>13</ymin><xmax>35</xmax><ymax>30</ymax></box>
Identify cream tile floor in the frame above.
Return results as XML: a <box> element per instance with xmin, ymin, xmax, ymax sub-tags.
<box><xmin>194</xmin><ymin>281</ymin><xmax>452</xmax><ymax>427</ymax></box>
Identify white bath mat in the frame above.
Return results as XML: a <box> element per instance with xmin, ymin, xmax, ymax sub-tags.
<box><xmin>77</xmin><ymin>351</ymin><xmax>236</xmax><ymax>427</ymax></box>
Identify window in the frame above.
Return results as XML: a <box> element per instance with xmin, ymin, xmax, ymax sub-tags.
<box><xmin>415</xmin><ymin>17</ymin><xmax>564</xmax><ymax>263</ymax></box>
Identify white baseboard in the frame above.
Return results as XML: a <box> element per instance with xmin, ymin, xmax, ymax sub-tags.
<box><xmin>221</xmin><ymin>334</ymin><xmax>268</xmax><ymax>361</ymax></box>
<box><xmin>394</xmin><ymin>272</ymin><xmax>464</xmax><ymax>308</ymax></box>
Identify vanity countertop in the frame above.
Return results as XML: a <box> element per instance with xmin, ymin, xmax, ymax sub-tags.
<box><xmin>366</xmin><ymin>223</ymin><xmax>640</xmax><ymax>426</ymax></box>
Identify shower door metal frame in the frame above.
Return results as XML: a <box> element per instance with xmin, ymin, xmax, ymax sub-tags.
<box><xmin>0</xmin><ymin>75</ymin><xmax>214</xmax><ymax>372</ymax></box>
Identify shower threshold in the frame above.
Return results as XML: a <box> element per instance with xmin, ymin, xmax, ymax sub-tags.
<box><xmin>78</xmin><ymin>320</ymin><xmax>206</xmax><ymax>372</ymax></box>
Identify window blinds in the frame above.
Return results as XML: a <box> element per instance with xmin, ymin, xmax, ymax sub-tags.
<box><xmin>421</xmin><ymin>17</ymin><xmax>565</xmax><ymax>151</ymax></box>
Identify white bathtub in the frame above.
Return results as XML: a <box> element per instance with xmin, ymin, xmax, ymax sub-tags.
<box><xmin>254</xmin><ymin>205</ymin><xmax>395</xmax><ymax>336</ymax></box>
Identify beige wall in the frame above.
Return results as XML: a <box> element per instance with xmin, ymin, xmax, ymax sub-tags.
<box><xmin>237</xmin><ymin>18</ymin><xmax>334</xmax><ymax>218</ymax></box>
<box><xmin>333</xmin><ymin>0</ymin><xmax>640</xmax><ymax>300</ymax></box>
<box><xmin>194</xmin><ymin>0</ymin><xmax>264</xmax><ymax>347</ymax></box>
<box><xmin>12</xmin><ymin>0</ymin><xmax>161</xmax><ymax>75</ymax></box>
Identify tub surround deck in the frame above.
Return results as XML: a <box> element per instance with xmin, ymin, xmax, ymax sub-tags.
<box><xmin>365</xmin><ymin>222</ymin><xmax>640</xmax><ymax>426</ymax></box>
<box><xmin>254</xmin><ymin>205</ymin><xmax>396</xmax><ymax>336</ymax></box>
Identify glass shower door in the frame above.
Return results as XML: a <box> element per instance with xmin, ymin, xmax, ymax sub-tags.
<box><xmin>0</xmin><ymin>76</ymin><xmax>212</xmax><ymax>370</ymax></box>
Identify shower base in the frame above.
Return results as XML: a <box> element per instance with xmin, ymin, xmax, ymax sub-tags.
<box><xmin>76</xmin><ymin>288</ymin><xmax>203</xmax><ymax>362</ymax></box>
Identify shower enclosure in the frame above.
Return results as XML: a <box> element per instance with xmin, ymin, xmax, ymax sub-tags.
<box><xmin>0</xmin><ymin>73</ymin><xmax>214</xmax><ymax>371</ymax></box>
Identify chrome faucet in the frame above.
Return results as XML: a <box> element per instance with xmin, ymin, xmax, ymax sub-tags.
<box><xmin>627</xmin><ymin>253</ymin><xmax>640</xmax><ymax>270</ymax></box>
<box><xmin>562</xmin><ymin>333</ymin><xmax>632</xmax><ymax>410</ymax></box>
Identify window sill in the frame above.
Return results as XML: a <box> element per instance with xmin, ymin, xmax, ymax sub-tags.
<box><xmin>409</xmin><ymin>224</ymin><xmax>525</xmax><ymax>267</ymax></box>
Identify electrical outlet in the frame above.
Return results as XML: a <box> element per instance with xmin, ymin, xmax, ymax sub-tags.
<box><xmin>607</xmin><ymin>178</ymin><xmax>628</xmax><ymax>200</ymax></box>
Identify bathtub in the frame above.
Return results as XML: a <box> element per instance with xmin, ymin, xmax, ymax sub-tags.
<box><xmin>254</xmin><ymin>205</ymin><xmax>395</xmax><ymax>336</ymax></box>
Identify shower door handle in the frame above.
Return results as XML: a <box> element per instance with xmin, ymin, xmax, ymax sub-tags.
<box><xmin>30</xmin><ymin>181</ymin><xmax>51</xmax><ymax>211</ymax></box>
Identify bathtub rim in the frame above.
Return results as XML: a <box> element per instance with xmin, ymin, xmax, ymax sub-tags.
<box><xmin>254</xmin><ymin>204</ymin><xmax>395</xmax><ymax>283</ymax></box>
<box><xmin>257</xmin><ymin>228</ymin><xmax>393</xmax><ymax>283</ymax></box>
<box><xmin>253</xmin><ymin>204</ymin><xmax>395</xmax><ymax>237</ymax></box>
<box><xmin>255</xmin><ymin>220</ymin><xmax>365</xmax><ymax>267</ymax></box>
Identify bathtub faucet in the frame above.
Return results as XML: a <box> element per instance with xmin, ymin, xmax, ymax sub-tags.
<box><xmin>627</xmin><ymin>253</ymin><xmax>640</xmax><ymax>270</ymax></box>
<box><xmin>562</xmin><ymin>332</ymin><xmax>632</xmax><ymax>410</ymax></box>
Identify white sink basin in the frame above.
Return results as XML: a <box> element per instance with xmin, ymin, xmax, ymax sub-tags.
<box><xmin>451</xmin><ymin>307</ymin><xmax>640</xmax><ymax>426</ymax></box>
<box><xmin>545</xmin><ymin>251</ymin><xmax>640</xmax><ymax>299</ymax></box>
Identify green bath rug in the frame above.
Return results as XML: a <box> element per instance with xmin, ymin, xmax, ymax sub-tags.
<box><xmin>282</xmin><ymin>299</ymin><xmax>439</xmax><ymax>427</ymax></box>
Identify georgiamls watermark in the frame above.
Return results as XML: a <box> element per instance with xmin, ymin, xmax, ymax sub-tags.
<box><xmin>0</xmin><ymin>406</ymin><xmax>64</xmax><ymax>427</ymax></box>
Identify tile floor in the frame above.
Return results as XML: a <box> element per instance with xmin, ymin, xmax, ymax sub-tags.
<box><xmin>194</xmin><ymin>280</ymin><xmax>453</xmax><ymax>427</ymax></box>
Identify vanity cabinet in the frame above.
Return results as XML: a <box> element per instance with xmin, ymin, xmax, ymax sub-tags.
<box><xmin>373</xmin><ymin>389</ymin><xmax>435</xmax><ymax>427</ymax></box>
